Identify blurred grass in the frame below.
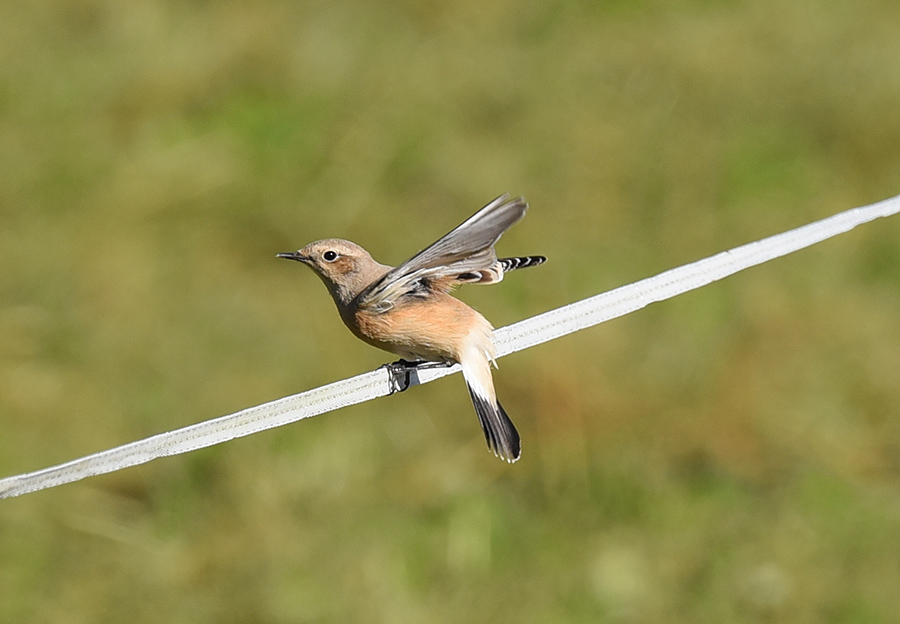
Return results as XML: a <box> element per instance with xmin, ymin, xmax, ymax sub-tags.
<box><xmin>2</xmin><ymin>0</ymin><xmax>900</xmax><ymax>622</ymax></box>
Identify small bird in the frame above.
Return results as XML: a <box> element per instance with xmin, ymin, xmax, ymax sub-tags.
<box><xmin>277</xmin><ymin>194</ymin><xmax>545</xmax><ymax>462</ymax></box>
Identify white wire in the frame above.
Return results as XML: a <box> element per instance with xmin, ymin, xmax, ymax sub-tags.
<box><xmin>2</xmin><ymin>193</ymin><xmax>899</xmax><ymax>499</ymax></box>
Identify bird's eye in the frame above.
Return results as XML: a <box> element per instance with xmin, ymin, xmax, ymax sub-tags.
<box><xmin>323</xmin><ymin>250</ymin><xmax>338</xmax><ymax>262</ymax></box>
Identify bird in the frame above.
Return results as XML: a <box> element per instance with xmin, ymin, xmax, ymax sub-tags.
<box><xmin>277</xmin><ymin>194</ymin><xmax>546</xmax><ymax>462</ymax></box>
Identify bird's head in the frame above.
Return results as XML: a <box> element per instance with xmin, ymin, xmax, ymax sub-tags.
<box><xmin>278</xmin><ymin>238</ymin><xmax>389</xmax><ymax>305</ymax></box>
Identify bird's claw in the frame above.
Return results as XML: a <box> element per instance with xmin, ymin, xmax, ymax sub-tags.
<box><xmin>382</xmin><ymin>359</ymin><xmax>453</xmax><ymax>394</ymax></box>
<box><xmin>383</xmin><ymin>359</ymin><xmax>416</xmax><ymax>394</ymax></box>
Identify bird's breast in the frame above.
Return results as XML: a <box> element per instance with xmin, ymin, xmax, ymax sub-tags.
<box><xmin>351</xmin><ymin>293</ymin><xmax>493</xmax><ymax>363</ymax></box>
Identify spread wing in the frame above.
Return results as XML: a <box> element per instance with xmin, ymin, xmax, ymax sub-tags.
<box><xmin>356</xmin><ymin>194</ymin><xmax>528</xmax><ymax>312</ymax></box>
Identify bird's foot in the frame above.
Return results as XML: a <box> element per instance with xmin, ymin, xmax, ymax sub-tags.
<box><xmin>382</xmin><ymin>359</ymin><xmax>452</xmax><ymax>394</ymax></box>
<box><xmin>383</xmin><ymin>359</ymin><xmax>415</xmax><ymax>394</ymax></box>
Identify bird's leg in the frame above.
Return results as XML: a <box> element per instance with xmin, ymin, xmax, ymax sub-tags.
<box><xmin>382</xmin><ymin>359</ymin><xmax>416</xmax><ymax>394</ymax></box>
<box><xmin>382</xmin><ymin>359</ymin><xmax>453</xmax><ymax>394</ymax></box>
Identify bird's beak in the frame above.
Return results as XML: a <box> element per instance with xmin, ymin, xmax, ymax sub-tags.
<box><xmin>277</xmin><ymin>251</ymin><xmax>309</xmax><ymax>263</ymax></box>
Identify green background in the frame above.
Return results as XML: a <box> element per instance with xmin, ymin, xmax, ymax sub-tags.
<box><xmin>3</xmin><ymin>0</ymin><xmax>900</xmax><ymax>622</ymax></box>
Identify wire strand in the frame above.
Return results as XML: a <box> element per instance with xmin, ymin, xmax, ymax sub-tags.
<box><xmin>2</xmin><ymin>193</ymin><xmax>899</xmax><ymax>499</ymax></box>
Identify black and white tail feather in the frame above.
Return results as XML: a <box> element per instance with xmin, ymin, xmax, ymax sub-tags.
<box><xmin>466</xmin><ymin>386</ymin><xmax>520</xmax><ymax>462</ymax></box>
<box><xmin>498</xmin><ymin>255</ymin><xmax>546</xmax><ymax>272</ymax></box>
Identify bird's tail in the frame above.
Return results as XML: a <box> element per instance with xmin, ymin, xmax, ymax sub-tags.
<box><xmin>498</xmin><ymin>255</ymin><xmax>547</xmax><ymax>272</ymax></box>
<box><xmin>466</xmin><ymin>387</ymin><xmax>520</xmax><ymax>462</ymax></box>
<box><xmin>460</xmin><ymin>349</ymin><xmax>520</xmax><ymax>462</ymax></box>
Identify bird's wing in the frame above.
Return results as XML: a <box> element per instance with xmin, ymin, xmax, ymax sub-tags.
<box><xmin>356</xmin><ymin>195</ymin><xmax>528</xmax><ymax>312</ymax></box>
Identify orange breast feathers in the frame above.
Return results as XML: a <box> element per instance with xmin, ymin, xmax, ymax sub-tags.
<box><xmin>352</xmin><ymin>293</ymin><xmax>493</xmax><ymax>363</ymax></box>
